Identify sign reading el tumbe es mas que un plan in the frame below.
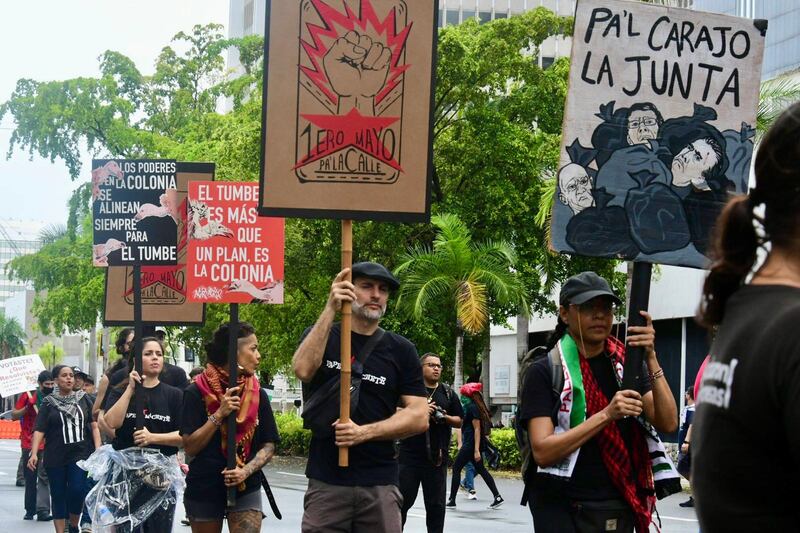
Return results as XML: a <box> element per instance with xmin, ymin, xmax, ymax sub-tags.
<box><xmin>92</xmin><ymin>159</ymin><xmax>179</xmax><ymax>266</ymax></box>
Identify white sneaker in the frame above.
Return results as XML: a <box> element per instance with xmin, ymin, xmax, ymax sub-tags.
<box><xmin>467</xmin><ymin>490</ymin><xmax>477</xmax><ymax>500</ymax></box>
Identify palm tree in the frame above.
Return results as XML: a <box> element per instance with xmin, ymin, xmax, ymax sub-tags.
<box><xmin>395</xmin><ymin>213</ymin><xmax>528</xmax><ymax>390</ymax></box>
<box><xmin>0</xmin><ymin>310</ymin><xmax>26</xmax><ymax>358</ymax></box>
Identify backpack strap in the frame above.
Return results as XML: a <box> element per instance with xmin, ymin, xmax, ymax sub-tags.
<box><xmin>547</xmin><ymin>345</ymin><xmax>564</xmax><ymax>422</ymax></box>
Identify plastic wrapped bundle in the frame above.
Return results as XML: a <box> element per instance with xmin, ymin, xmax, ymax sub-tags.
<box><xmin>79</xmin><ymin>444</ymin><xmax>185</xmax><ymax>532</ymax></box>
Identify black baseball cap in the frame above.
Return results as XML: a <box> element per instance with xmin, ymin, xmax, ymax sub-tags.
<box><xmin>559</xmin><ymin>272</ymin><xmax>621</xmax><ymax>306</ymax></box>
<box><xmin>72</xmin><ymin>366</ymin><xmax>89</xmax><ymax>379</ymax></box>
<box><xmin>351</xmin><ymin>261</ymin><xmax>400</xmax><ymax>290</ymax></box>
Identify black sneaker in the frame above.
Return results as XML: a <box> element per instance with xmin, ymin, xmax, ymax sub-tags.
<box><xmin>446</xmin><ymin>500</ymin><xmax>456</xmax><ymax>508</ymax></box>
<box><xmin>181</xmin><ymin>518</ymin><xmax>191</xmax><ymax>526</ymax></box>
<box><xmin>37</xmin><ymin>512</ymin><xmax>53</xmax><ymax>521</ymax></box>
<box><xmin>16</xmin><ymin>480</ymin><xmax>25</xmax><ymax>487</ymax></box>
<box><xmin>489</xmin><ymin>496</ymin><xmax>504</xmax><ymax>509</ymax></box>
<box><xmin>23</xmin><ymin>513</ymin><xmax>35</xmax><ymax>520</ymax></box>
<box><xmin>679</xmin><ymin>497</ymin><xmax>695</xmax><ymax>508</ymax></box>
<box><xmin>68</xmin><ymin>525</ymin><xmax>80</xmax><ymax>533</ymax></box>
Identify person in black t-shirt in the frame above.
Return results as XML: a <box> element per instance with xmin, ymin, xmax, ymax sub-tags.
<box><xmin>29</xmin><ymin>364</ymin><xmax>100</xmax><ymax>533</ymax></box>
<box><xmin>95</xmin><ymin>328</ymin><xmax>134</xmax><ymax>437</ymax></box>
<box><xmin>518</xmin><ymin>272</ymin><xmax>678</xmax><ymax>533</ymax></box>
<box><xmin>181</xmin><ymin>322</ymin><xmax>279</xmax><ymax>533</ymax></box>
<box><xmin>103</xmin><ymin>336</ymin><xmax>183</xmax><ymax>533</ymax></box>
<box><xmin>692</xmin><ymin>102</ymin><xmax>800</xmax><ymax>533</ymax></box>
<box><xmin>398</xmin><ymin>353</ymin><xmax>463</xmax><ymax>532</ymax></box>
<box><xmin>293</xmin><ymin>262</ymin><xmax>428</xmax><ymax>533</ymax></box>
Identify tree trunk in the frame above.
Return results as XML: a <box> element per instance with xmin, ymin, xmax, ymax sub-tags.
<box><xmin>453</xmin><ymin>329</ymin><xmax>464</xmax><ymax>392</ymax></box>
<box><xmin>480</xmin><ymin>343</ymin><xmax>490</xmax><ymax>408</ymax></box>
<box><xmin>87</xmin><ymin>325</ymin><xmax>98</xmax><ymax>382</ymax></box>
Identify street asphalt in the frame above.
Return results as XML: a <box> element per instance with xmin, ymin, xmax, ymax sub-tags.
<box><xmin>0</xmin><ymin>440</ymin><xmax>699</xmax><ymax>532</ymax></box>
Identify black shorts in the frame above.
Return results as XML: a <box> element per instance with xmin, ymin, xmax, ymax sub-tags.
<box><xmin>184</xmin><ymin>489</ymin><xmax>263</xmax><ymax>522</ymax></box>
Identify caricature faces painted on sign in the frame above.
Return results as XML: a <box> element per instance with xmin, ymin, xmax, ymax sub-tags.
<box><xmin>626</xmin><ymin>104</ymin><xmax>662</xmax><ymax>145</ymax></box>
<box><xmin>558</xmin><ymin>164</ymin><xmax>595</xmax><ymax>215</ymax></box>
<box><xmin>671</xmin><ymin>138</ymin><xmax>721</xmax><ymax>190</ymax></box>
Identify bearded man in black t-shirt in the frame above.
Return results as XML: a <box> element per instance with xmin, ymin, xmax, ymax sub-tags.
<box><xmin>293</xmin><ymin>262</ymin><xmax>428</xmax><ymax>533</ymax></box>
<box><xmin>398</xmin><ymin>353</ymin><xmax>463</xmax><ymax>533</ymax></box>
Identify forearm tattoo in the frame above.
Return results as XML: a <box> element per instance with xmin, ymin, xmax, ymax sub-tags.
<box><xmin>242</xmin><ymin>442</ymin><xmax>275</xmax><ymax>478</ymax></box>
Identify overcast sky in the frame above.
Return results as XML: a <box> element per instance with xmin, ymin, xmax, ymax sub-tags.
<box><xmin>0</xmin><ymin>0</ymin><xmax>230</xmax><ymax>226</ymax></box>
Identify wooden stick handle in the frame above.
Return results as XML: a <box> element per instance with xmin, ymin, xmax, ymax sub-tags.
<box><xmin>339</xmin><ymin>219</ymin><xmax>353</xmax><ymax>467</ymax></box>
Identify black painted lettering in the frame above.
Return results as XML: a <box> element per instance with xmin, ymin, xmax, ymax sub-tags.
<box><xmin>712</xmin><ymin>26</ymin><xmax>731</xmax><ymax>57</ymax></box>
<box><xmin>717</xmin><ymin>68</ymin><xmax>740</xmax><ymax>107</ymax></box>
<box><xmin>585</xmin><ymin>8</ymin><xmax>612</xmax><ymax>43</ymax></box>
<box><xmin>623</xmin><ymin>56</ymin><xmax>649</xmax><ymax>96</ymax></box>
<box><xmin>580</xmin><ymin>51</ymin><xmax>597</xmax><ymax>85</ymax></box>
<box><xmin>730</xmin><ymin>30</ymin><xmax>750</xmax><ymax>58</ymax></box>
<box><xmin>651</xmin><ymin>60</ymin><xmax>668</xmax><ymax>95</ymax></box>
<box><xmin>697</xmin><ymin>63</ymin><xmax>723</xmax><ymax>102</ymax></box>
<box><xmin>668</xmin><ymin>63</ymin><xmax>692</xmax><ymax>98</ymax></box>
<box><xmin>648</xmin><ymin>16</ymin><xmax>670</xmax><ymax>51</ymax></box>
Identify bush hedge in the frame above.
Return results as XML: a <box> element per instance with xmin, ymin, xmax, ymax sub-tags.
<box><xmin>274</xmin><ymin>412</ymin><xmax>312</xmax><ymax>456</ymax></box>
<box><xmin>274</xmin><ymin>413</ymin><xmax>523</xmax><ymax>471</ymax></box>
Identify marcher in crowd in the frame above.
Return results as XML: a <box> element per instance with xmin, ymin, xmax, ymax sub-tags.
<box><xmin>677</xmin><ymin>387</ymin><xmax>695</xmax><ymax>508</ymax></box>
<box><xmin>71</xmin><ymin>367</ymin><xmax>87</xmax><ymax>393</ymax></box>
<box><xmin>293</xmin><ymin>263</ymin><xmax>428</xmax><ymax>532</ymax></box>
<box><xmin>94</xmin><ymin>328</ymin><xmax>134</xmax><ymax>434</ymax></box>
<box><xmin>692</xmin><ymin>101</ymin><xmax>800</xmax><ymax>532</ymax></box>
<box><xmin>189</xmin><ymin>366</ymin><xmax>204</xmax><ymax>383</ymax></box>
<box><xmin>399</xmin><ymin>352</ymin><xmax>463</xmax><ymax>532</ymax></box>
<box><xmin>181</xmin><ymin>322</ymin><xmax>279</xmax><ymax>533</ymax></box>
<box><xmin>29</xmin><ymin>364</ymin><xmax>101</xmax><ymax>533</ymax></box>
<box><xmin>455</xmin><ymin>428</ymin><xmax>477</xmax><ymax>500</ymax></box>
<box><xmin>519</xmin><ymin>272</ymin><xmax>678</xmax><ymax>533</ymax></box>
<box><xmin>82</xmin><ymin>375</ymin><xmax>95</xmax><ymax>395</ymax></box>
<box><xmin>104</xmin><ymin>336</ymin><xmax>184</xmax><ymax>532</ymax></box>
<box><xmin>447</xmin><ymin>382</ymin><xmax>503</xmax><ymax>510</ymax></box>
<box><xmin>13</xmin><ymin>370</ymin><xmax>53</xmax><ymax>521</ymax></box>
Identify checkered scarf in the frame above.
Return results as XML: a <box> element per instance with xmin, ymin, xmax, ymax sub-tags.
<box><xmin>579</xmin><ymin>337</ymin><xmax>654</xmax><ymax>533</ymax></box>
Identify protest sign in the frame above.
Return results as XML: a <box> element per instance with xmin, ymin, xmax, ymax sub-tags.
<box><xmin>187</xmin><ymin>181</ymin><xmax>285</xmax><ymax>304</ymax></box>
<box><xmin>549</xmin><ymin>0</ymin><xmax>766</xmax><ymax>269</ymax></box>
<box><xmin>0</xmin><ymin>355</ymin><xmax>46</xmax><ymax>398</ymax></box>
<box><xmin>103</xmin><ymin>163</ymin><xmax>211</xmax><ymax>326</ymax></box>
<box><xmin>92</xmin><ymin>159</ymin><xmax>179</xmax><ymax>266</ymax></box>
<box><xmin>259</xmin><ymin>0</ymin><xmax>437</xmax><ymax>222</ymax></box>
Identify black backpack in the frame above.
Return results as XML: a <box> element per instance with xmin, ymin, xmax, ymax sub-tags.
<box><xmin>516</xmin><ymin>345</ymin><xmax>564</xmax><ymax>505</ymax></box>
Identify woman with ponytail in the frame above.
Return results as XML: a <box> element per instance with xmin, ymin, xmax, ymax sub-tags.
<box><xmin>692</xmin><ymin>101</ymin><xmax>800</xmax><ymax>532</ymax></box>
<box><xmin>447</xmin><ymin>382</ymin><xmax>504</xmax><ymax>509</ymax></box>
<box><xmin>180</xmin><ymin>322</ymin><xmax>279</xmax><ymax>533</ymax></box>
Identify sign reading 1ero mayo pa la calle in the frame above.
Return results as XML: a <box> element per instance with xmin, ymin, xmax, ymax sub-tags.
<box><xmin>186</xmin><ymin>182</ymin><xmax>285</xmax><ymax>304</ymax></box>
<box><xmin>92</xmin><ymin>159</ymin><xmax>180</xmax><ymax>266</ymax></box>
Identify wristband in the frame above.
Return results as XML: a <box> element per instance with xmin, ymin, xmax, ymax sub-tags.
<box><xmin>208</xmin><ymin>413</ymin><xmax>222</xmax><ymax>427</ymax></box>
<box><xmin>649</xmin><ymin>368</ymin><xmax>664</xmax><ymax>380</ymax></box>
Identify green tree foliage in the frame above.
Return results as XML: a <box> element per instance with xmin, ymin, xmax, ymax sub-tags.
<box><xmin>1</xmin><ymin>13</ymin><xmax>622</xmax><ymax>380</ymax></box>
<box><xmin>395</xmin><ymin>214</ymin><xmax>527</xmax><ymax>388</ymax></box>
<box><xmin>37</xmin><ymin>341</ymin><xmax>64</xmax><ymax>368</ymax></box>
<box><xmin>0</xmin><ymin>310</ymin><xmax>26</xmax><ymax>358</ymax></box>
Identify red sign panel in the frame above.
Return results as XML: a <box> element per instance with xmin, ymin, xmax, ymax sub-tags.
<box><xmin>186</xmin><ymin>182</ymin><xmax>284</xmax><ymax>304</ymax></box>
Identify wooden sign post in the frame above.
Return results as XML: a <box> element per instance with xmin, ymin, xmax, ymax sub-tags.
<box><xmin>259</xmin><ymin>0</ymin><xmax>438</xmax><ymax>467</ymax></box>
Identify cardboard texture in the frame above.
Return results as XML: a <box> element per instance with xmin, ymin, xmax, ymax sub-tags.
<box><xmin>550</xmin><ymin>0</ymin><xmax>766</xmax><ymax>269</ymax></box>
<box><xmin>259</xmin><ymin>0</ymin><xmax>437</xmax><ymax>222</ymax></box>
<box><xmin>186</xmin><ymin>181</ymin><xmax>285</xmax><ymax>304</ymax></box>
<box><xmin>103</xmin><ymin>163</ymin><xmax>213</xmax><ymax>326</ymax></box>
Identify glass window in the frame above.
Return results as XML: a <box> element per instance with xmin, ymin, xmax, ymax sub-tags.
<box><xmin>479</xmin><ymin>11</ymin><xmax>492</xmax><ymax>23</ymax></box>
<box><xmin>542</xmin><ymin>56</ymin><xmax>555</xmax><ymax>69</ymax></box>
<box><xmin>495</xmin><ymin>12</ymin><xmax>508</xmax><ymax>19</ymax></box>
<box><xmin>446</xmin><ymin>9</ymin><xmax>460</xmax><ymax>26</ymax></box>
<box><xmin>439</xmin><ymin>8</ymin><xmax>444</xmax><ymax>27</ymax></box>
<box><xmin>463</xmin><ymin>10</ymin><xmax>476</xmax><ymax>21</ymax></box>
<box><xmin>244</xmin><ymin>0</ymin><xmax>254</xmax><ymax>34</ymax></box>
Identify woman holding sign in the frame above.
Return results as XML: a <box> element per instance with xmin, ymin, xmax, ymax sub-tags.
<box><xmin>693</xmin><ymin>102</ymin><xmax>800</xmax><ymax>532</ymax></box>
<box><xmin>28</xmin><ymin>364</ymin><xmax>100</xmax><ymax>533</ymax></box>
<box><xmin>181</xmin><ymin>322</ymin><xmax>279</xmax><ymax>533</ymax></box>
<box><xmin>103</xmin><ymin>336</ymin><xmax>184</xmax><ymax>532</ymax></box>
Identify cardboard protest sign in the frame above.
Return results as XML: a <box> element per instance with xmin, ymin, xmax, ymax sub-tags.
<box><xmin>259</xmin><ymin>0</ymin><xmax>437</xmax><ymax>222</ymax></box>
<box><xmin>92</xmin><ymin>159</ymin><xmax>179</xmax><ymax>266</ymax></box>
<box><xmin>0</xmin><ymin>355</ymin><xmax>46</xmax><ymax>398</ymax></box>
<box><xmin>550</xmin><ymin>0</ymin><xmax>766</xmax><ymax>269</ymax></box>
<box><xmin>103</xmin><ymin>163</ymin><xmax>212</xmax><ymax>326</ymax></box>
<box><xmin>187</xmin><ymin>182</ymin><xmax>285</xmax><ymax>304</ymax></box>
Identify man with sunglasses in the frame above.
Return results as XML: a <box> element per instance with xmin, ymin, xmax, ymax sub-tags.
<box><xmin>398</xmin><ymin>353</ymin><xmax>463</xmax><ymax>532</ymax></box>
<box><xmin>518</xmin><ymin>272</ymin><xmax>678</xmax><ymax>533</ymax></box>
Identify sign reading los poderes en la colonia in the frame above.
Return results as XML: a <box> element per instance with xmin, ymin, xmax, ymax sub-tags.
<box><xmin>549</xmin><ymin>0</ymin><xmax>766</xmax><ymax>269</ymax></box>
<box><xmin>259</xmin><ymin>0</ymin><xmax>436</xmax><ymax>222</ymax></box>
<box><xmin>92</xmin><ymin>159</ymin><xmax>179</xmax><ymax>266</ymax></box>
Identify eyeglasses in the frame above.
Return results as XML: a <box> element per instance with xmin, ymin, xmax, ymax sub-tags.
<box><xmin>424</xmin><ymin>363</ymin><xmax>443</xmax><ymax>369</ymax></box>
<box><xmin>628</xmin><ymin>118</ymin><xmax>658</xmax><ymax>129</ymax></box>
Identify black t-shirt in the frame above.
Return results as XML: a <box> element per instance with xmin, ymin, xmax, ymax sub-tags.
<box><xmin>34</xmin><ymin>394</ymin><xmax>95</xmax><ymax>468</ymax></box>
<box><xmin>302</xmin><ymin>323</ymin><xmax>426</xmax><ymax>486</ymax></box>
<box><xmin>105</xmin><ymin>382</ymin><xmax>183</xmax><ymax>456</ymax></box>
<box><xmin>461</xmin><ymin>402</ymin><xmax>483</xmax><ymax>450</ymax></box>
<box><xmin>518</xmin><ymin>350</ymin><xmax>651</xmax><ymax>500</ymax></box>
<box><xmin>103</xmin><ymin>362</ymin><xmax>188</xmax><ymax>410</ymax></box>
<box><xmin>180</xmin><ymin>384</ymin><xmax>279</xmax><ymax>500</ymax></box>
<box><xmin>678</xmin><ymin>405</ymin><xmax>694</xmax><ymax>446</ymax></box>
<box><xmin>693</xmin><ymin>285</ymin><xmax>800</xmax><ymax>532</ymax></box>
<box><xmin>399</xmin><ymin>384</ymin><xmax>463</xmax><ymax>466</ymax></box>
